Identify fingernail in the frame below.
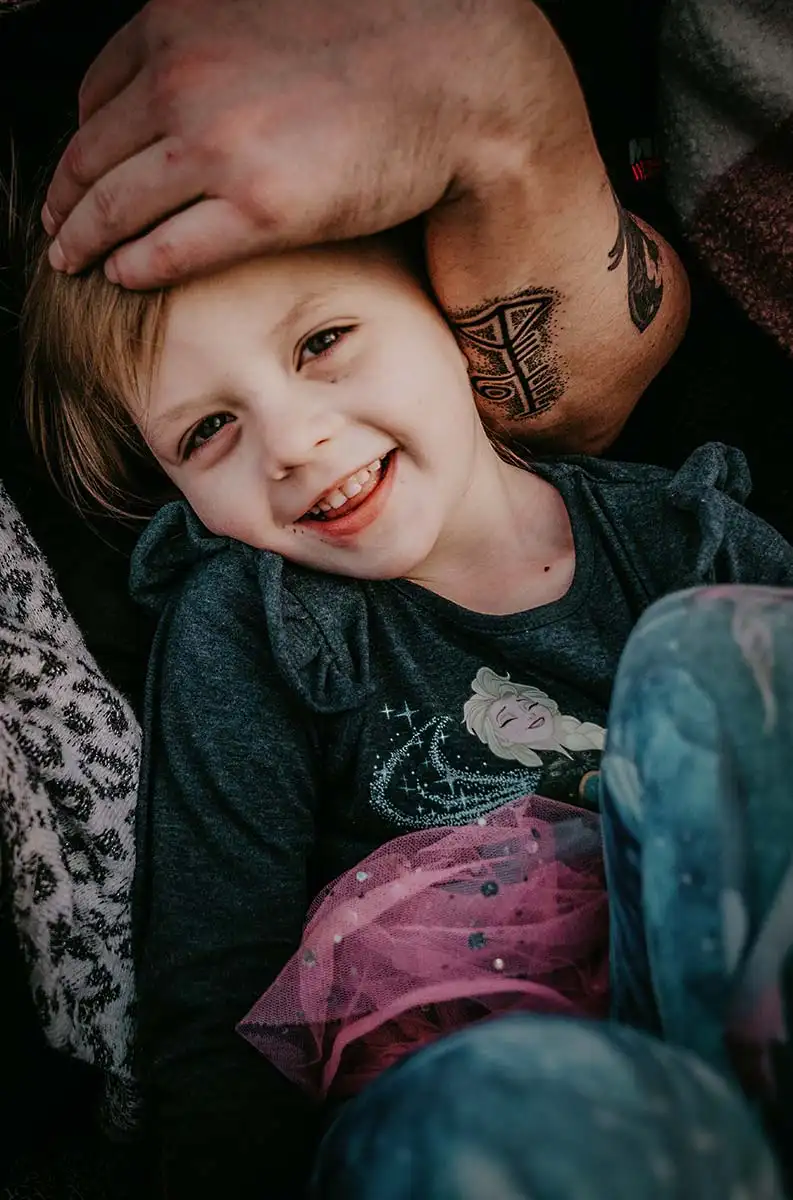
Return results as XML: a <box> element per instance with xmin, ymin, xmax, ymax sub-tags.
<box><xmin>41</xmin><ymin>203</ymin><xmax>56</xmax><ymax>235</ymax></box>
<box><xmin>105</xmin><ymin>257</ymin><xmax>119</xmax><ymax>284</ymax></box>
<box><xmin>48</xmin><ymin>240</ymin><xmax>67</xmax><ymax>272</ymax></box>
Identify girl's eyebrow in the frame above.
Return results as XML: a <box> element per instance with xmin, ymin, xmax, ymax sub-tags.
<box><xmin>269</xmin><ymin>290</ymin><xmax>331</xmax><ymax>340</ymax></box>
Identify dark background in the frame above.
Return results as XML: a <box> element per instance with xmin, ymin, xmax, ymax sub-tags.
<box><xmin>1</xmin><ymin>1</ymin><xmax>792</xmax><ymax>1194</ymax></box>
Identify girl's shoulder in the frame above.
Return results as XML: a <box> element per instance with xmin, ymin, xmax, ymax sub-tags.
<box><xmin>130</xmin><ymin>501</ymin><xmax>372</xmax><ymax>714</ymax></box>
<box><xmin>536</xmin><ymin>441</ymin><xmax>754</xmax><ymax>541</ymax></box>
<box><xmin>534</xmin><ymin>441</ymin><xmax>779</xmax><ymax>591</ymax></box>
<box><xmin>536</xmin><ymin>441</ymin><xmax>752</xmax><ymax>505</ymax></box>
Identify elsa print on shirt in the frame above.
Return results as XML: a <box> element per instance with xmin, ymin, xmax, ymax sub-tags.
<box><xmin>463</xmin><ymin>668</ymin><xmax>605</xmax><ymax>806</ymax></box>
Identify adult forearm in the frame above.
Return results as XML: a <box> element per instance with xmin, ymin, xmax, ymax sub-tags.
<box><xmin>427</xmin><ymin>4</ymin><xmax>690</xmax><ymax>453</ymax></box>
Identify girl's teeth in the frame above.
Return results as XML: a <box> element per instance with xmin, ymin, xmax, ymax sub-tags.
<box><xmin>310</xmin><ymin>455</ymin><xmax>388</xmax><ymax>516</ymax></box>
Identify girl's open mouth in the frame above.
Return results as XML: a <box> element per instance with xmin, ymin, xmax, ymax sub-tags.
<box><xmin>299</xmin><ymin>450</ymin><xmax>396</xmax><ymax>538</ymax></box>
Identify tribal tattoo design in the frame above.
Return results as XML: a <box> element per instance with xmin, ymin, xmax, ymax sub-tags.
<box><xmin>450</xmin><ymin>287</ymin><xmax>567</xmax><ymax>423</ymax></box>
<box><xmin>608</xmin><ymin>195</ymin><xmax>664</xmax><ymax>333</ymax></box>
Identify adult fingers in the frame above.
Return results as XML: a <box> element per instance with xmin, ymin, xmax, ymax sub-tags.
<box><xmin>44</xmin><ymin>69</ymin><xmax>155</xmax><ymax>238</ymax></box>
<box><xmin>78</xmin><ymin>16</ymin><xmax>143</xmax><ymax>124</ymax></box>
<box><xmin>103</xmin><ymin>198</ymin><xmax>270</xmax><ymax>289</ymax></box>
<box><xmin>48</xmin><ymin>136</ymin><xmax>200</xmax><ymax>275</ymax></box>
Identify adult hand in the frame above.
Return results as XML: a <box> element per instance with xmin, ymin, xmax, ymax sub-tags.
<box><xmin>43</xmin><ymin>0</ymin><xmax>542</xmax><ymax>289</ymax></box>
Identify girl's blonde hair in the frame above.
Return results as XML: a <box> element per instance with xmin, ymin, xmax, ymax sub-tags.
<box><xmin>22</xmin><ymin>237</ymin><xmax>172</xmax><ymax>518</ymax></box>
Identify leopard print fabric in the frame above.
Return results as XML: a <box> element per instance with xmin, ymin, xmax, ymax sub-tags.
<box><xmin>0</xmin><ymin>482</ymin><xmax>140</xmax><ymax>1090</ymax></box>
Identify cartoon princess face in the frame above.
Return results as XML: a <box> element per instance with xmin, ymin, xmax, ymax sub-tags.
<box><xmin>463</xmin><ymin>667</ymin><xmax>606</xmax><ymax>768</ymax></box>
<box><xmin>491</xmin><ymin>694</ymin><xmax>556</xmax><ymax>749</ymax></box>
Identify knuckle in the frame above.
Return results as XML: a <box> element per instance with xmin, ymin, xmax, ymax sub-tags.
<box><xmin>150</xmin><ymin>52</ymin><xmax>204</xmax><ymax>114</ymax></box>
<box><xmin>237</xmin><ymin>173</ymin><xmax>285</xmax><ymax>234</ymax></box>
<box><xmin>62</xmin><ymin>135</ymin><xmax>92</xmax><ymax>189</ymax></box>
<box><xmin>193</xmin><ymin>116</ymin><xmax>282</xmax><ymax>220</ymax></box>
<box><xmin>149</xmin><ymin>62</ymin><xmax>180</xmax><ymax>111</ymax></box>
<box><xmin>91</xmin><ymin>181</ymin><xmax>122</xmax><ymax>232</ymax></box>
<box><xmin>241</xmin><ymin>166</ymin><xmax>359</xmax><ymax>246</ymax></box>
<box><xmin>147</xmin><ymin>234</ymin><xmax>190</xmax><ymax>283</ymax></box>
<box><xmin>45</xmin><ymin>194</ymin><xmax>66</xmax><ymax>228</ymax></box>
<box><xmin>76</xmin><ymin>69</ymin><xmax>102</xmax><ymax>121</ymax></box>
<box><xmin>76</xmin><ymin>76</ymin><xmax>91</xmax><ymax>118</ymax></box>
<box><xmin>197</xmin><ymin>109</ymin><xmax>245</xmax><ymax>166</ymax></box>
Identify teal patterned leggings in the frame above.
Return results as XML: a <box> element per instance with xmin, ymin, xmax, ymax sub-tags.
<box><xmin>312</xmin><ymin>587</ymin><xmax>793</xmax><ymax>1199</ymax></box>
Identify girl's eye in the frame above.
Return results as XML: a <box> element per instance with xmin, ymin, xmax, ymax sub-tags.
<box><xmin>183</xmin><ymin>412</ymin><xmax>235</xmax><ymax>460</ymax></box>
<box><xmin>299</xmin><ymin>326</ymin><xmax>354</xmax><ymax>365</ymax></box>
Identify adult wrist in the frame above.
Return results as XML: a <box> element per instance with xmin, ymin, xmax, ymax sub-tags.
<box><xmin>442</xmin><ymin>2</ymin><xmax>594</xmax><ymax>207</ymax></box>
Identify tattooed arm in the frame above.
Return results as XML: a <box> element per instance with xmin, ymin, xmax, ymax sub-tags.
<box><xmin>425</xmin><ymin>8</ymin><xmax>689</xmax><ymax>455</ymax></box>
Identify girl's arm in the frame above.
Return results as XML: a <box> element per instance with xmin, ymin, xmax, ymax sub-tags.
<box><xmin>425</xmin><ymin>5</ymin><xmax>690</xmax><ymax>455</ymax></box>
<box><xmin>136</xmin><ymin>559</ymin><xmax>321</xmax><ymax>1199</ymax></box>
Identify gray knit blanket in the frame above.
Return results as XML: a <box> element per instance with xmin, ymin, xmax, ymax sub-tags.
<box><xmin>661</xmin><ymin>0</ymin><xmax>793</xmax><ymax>358</ymax></box>
<box><xmin>0</xmin><ymin>481</ymin><xmax>140</xmax><ymax>1112</ymax></box>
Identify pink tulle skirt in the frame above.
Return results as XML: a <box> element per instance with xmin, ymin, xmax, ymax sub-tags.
<box><xmin>238</xmin><ymin>794</ymin><xmax>609</xmax><ymax>1099</ymax></box>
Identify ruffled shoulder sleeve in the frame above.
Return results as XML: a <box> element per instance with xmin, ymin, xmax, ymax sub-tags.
<box><xmin>630</xmin><ymin>442</ymin><xmax>790</xmax><ymax>588</ymax></box>
<box><xmin>548</xmin><ymin>441</ymin><xmax>793</xmax><ymax>593</ymax></box>
<box><xmin>663</xmin><ymin>443</ymin><xmax>754</xmax><ymax>579</ymax></box>
<box><xmin>129</xmin><ymin>500</ymin><xmax>229</xmax><ymax>614</ymax></box>
<box><xmin>130</xmin><ymin>501</ymin><xmax>372</xmax><ymax>714</ymax></box>
<box><xmin>665</xmin><ymin>441</ymin><xmax>751</xmax><ymax>507</ymax></box>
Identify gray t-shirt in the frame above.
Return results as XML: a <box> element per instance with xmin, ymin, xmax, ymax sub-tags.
<box><xmin>130</xmin><ymin>443</ymin><xmax>793</xmax><ymax>1198</ymax></box>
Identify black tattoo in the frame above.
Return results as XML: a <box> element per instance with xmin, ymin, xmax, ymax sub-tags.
<box><xmin>607</xmin><ymin>195</ymin><xmax>664</xmax><ymax>332</ymax></box>
<box><xmin>450</xmin><ymin>288</ymin><xmax>566</xmax><ymax>422</ymax></box>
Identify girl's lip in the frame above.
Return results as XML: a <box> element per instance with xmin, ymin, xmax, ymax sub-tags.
<box><xmin>305</xmin><ymin>451</ymin><xmax>397</xmax><ymax>541</ymax></box>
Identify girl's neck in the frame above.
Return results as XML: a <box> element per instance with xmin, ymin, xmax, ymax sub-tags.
<box><xmin>406</xmin><ymin>446</ymin><xmax>575</xmax><ymax>615</ymax></box>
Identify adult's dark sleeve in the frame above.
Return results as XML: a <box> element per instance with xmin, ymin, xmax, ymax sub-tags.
<box><xmin>134</xmin><ymin>555</ymin><xmax>322</xmax><ymax>1198</ymax></box>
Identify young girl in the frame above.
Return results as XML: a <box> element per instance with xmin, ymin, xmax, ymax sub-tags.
<box><xmin>21</xmin><ymin>222</ymin><xmax>793</xmax><ymax>1198</ymax></box>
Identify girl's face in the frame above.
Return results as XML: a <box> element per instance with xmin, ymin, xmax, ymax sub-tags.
<box><xmin>138</xmin><ymin>240</ymin><xmax>497</xmax><ymax>581</ymax></box>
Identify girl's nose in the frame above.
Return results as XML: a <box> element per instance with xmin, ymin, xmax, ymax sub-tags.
<box><xmin>259</xmin><ymin>395</ymin><xmax>341</xmax><ymax>479</ymax></box>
